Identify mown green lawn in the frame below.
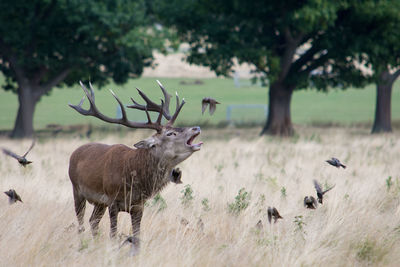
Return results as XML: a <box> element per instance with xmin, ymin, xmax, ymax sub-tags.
<box><xmin>0</xmin><ymin>77</ymin><xmax>400</xmax><ymax>130</ymax></box>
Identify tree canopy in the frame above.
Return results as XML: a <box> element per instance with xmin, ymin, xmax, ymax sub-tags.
<box><xmin>0</xmin><ymin>0</ymin><xmax>165</xmax><ymax>137</ymax></box>
<box><xmin>155</xmin><ymin>0</ymin><xmax>373</xmax><ymax>135</ymax></box>
<box><xmin>341</xmin><ymin>0</ymin><xmax>400</xmax><ymax>133</ymax></box>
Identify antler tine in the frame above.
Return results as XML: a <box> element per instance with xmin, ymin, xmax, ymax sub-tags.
<box><xmin>68</xmin><ymin>81</ymin><xmax>94</xmax><ymax>116</ymax></box>
<box><xmin>89</xmin><ymin>82</ymin><xmax>96</xmax><ymax>101</ymax></box>
<box><xmin>156</xmin><ymin>100</ymin><xmax>165</xmax><ymax>124</ymax></box>
<box><xmin>167</xmin><ymin>92</ymin><xmax>185</xmax><ymax>126</ymax></box>
<box><xmin>69</xmin><ymin>81</ymin><xmax>163</xmax><ymax>132</ymax></box>
<box><xmin>175</xmin><ymin>91</ymin><xmax>180</xmax><ymax>110</ymax></box>
<box><xmin>110</xmin><ymin>89</ymin><xmax>129</xmax><ymax>122</ymax></box>
<box><xmin>156</xmin><ymin>80</ymin><xmax>172</xmax><ymax>116</ymax></box>
<box><xmin>80</xmin><ymin>81</ymin><xmax>92</xmax><ymax>102</ymax></box>
<box><xmin>127</xmin><ymin>87</ymin><xmax>171</xmax><ymax>120</ymax></box>
<box><xmin>144</xmin><ymin>106</ymin><xmax>152</xmax><ymax>124</ymax></box>
<box><xmin>78</xmin><ymin>96</ymin><xmax>85</xmax><ymax>107</ymax></box>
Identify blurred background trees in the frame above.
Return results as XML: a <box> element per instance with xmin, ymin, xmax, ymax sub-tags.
<box><xmin>0</xmin><ymin>0</ymin><xmax>166</xmax><ymax>138</ymax></box>
<box><xmin>345</xmin><ymin>1</ymin><xmax>400</xmax><ymax>133</ymax></box>
<box><xmin>0</xmin><ymin>0</ymin><xmax>399</xmax><ymax>137</ymax></box>
<box><xmin>155</xmin><ymin>0</ymin><xmax>400</xmax><ymax>136</ymax></box>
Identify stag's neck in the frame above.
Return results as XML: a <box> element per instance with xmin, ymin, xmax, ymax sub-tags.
<box><xmin>125</xmin><ymin>149</ymin><xmax>175</xmax><ymax>200</ymax></box>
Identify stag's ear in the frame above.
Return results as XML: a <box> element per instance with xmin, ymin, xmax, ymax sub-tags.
<box><xmin>134</xmin><ymin>138</ymin><xmax>157</xmax><ymax>149</ymax></box>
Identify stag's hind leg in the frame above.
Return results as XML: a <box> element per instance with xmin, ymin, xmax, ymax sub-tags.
<box><xmin>89</xmin><ymin>204</ymin><xmax>106</xmax><ymax>236</ymax></box>
<box><xmin>73</xmin><ymin>187</ymin><xmax>86</xmax><ymax>233</ymax></box>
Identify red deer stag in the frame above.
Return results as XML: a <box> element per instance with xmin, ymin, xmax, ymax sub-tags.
<box><xmin>68</xmin><ymin>81</ymin><xmax>202</xmax><ymax>252</ymax></box>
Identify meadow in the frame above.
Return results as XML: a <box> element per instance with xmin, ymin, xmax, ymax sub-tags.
<box><xmin>1</xmin><ymin>126</ymin><xmax>400</xmax><ymax>266</ymax></box>
<box><xmin>1</xmin><ymin>77</ymin><xmax>400</xmax><ymax>131</ymax></box>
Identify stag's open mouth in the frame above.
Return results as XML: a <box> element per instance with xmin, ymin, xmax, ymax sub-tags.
<box><xmin>186</xmin><ymin>132</ymin><xmax>203</xmax><ymax>151</ymax></box>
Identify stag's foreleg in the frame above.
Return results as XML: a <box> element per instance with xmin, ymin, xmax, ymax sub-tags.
<box><xmin>108</xmin><ymin>204</ymin><xmax>119</xmax><ymax>238</ymax></box>
<box><xmin>89</xmin><ymin>204</ymin><xmax>106</xmax><ymax>236</ymax></box>
<box><xmin>73</xmin><ymin>187</ymin><xmax>86</xmax><ymax>233</ymax></box>
<box><xmin>129</xmin><ymin>206</ymin><xmax>143</xmax><ymax>255</ymax></box>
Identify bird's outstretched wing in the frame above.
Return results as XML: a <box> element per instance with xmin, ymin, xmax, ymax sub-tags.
<box><xmin>23</xmin><ymin>139</ymin><xmax>36</xmax><ymax>158</ymax></box>
<box><xmin>201</xmin><ymin>99</ymin><xmax>209</xmax><ymax>115</ymax></box>
<box><xmin>322</xmin><ymin>184</ymin><xmax>336</xmax><ymax>194</ymax></box>
<box><xmin>209</xmin><ymin>99</ymin><xmax>220</xmax><ymax>115</ymax></box>
<box><xmin>326</xmin><ymin>159</ymin><xmax>335</xmax><ymax>166</ymax></box>
<box><xmin>209</xmin><ymin>102</ymin><xmax>217</xmax><ymax>115</ymax></box>
<box><xmin>2</xmin><ymin>148</ymin><xmax>20</xmax><ymax>160</ymax></box>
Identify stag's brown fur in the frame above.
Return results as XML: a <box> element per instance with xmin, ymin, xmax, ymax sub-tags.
<box><xmin>70</xmin><ymin>143</ymin><xmax>170</xmax><ymax>207</ymax></box>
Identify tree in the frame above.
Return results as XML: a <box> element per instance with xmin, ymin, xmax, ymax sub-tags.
<box><xmin>347</xmin><ymin>1</ymin><xmax>400</xmax><ymax>133</ymax></box>
<box><xmin>0</xmin><ymin>0</ymin><xmax>163</xmax><ymax>138</ymax></box>
<box><xmin>156</xmin><ymin>0</ymin><xmax>368</xmax><ymax>136</ymax></box>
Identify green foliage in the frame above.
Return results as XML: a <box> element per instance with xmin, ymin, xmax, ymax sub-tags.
<box><xmin>151</xmin><ymin>193</ymin><xmax>167</xmax><ymax>212</ymax></box>
<box><xmin>348</xmin><ymin>0</ymin><xmax>400</xmax><ymax>77</ymax></box>
<box><xmin>228</xmin><ymin>188</ymin><xmax>251</xmax><ymax>215</ymax></box>
<box><xmin>293</xmin><ymin>215</ymin><xmax>306</xmax><ymax>235</ymax></box>
<box><xmin>201</xmin><ymin>198</ymin><xmax>211</xmax><ymax>212</ymax></box>
<box><xmin>0</xmin><ymin>0</ymin><xmax>167</xmax><ymax>92</ymax></box>
<box><xmin>386</xmin><ymin>176</ymin><xmax>393</xmax><ymax>191</ymax></box>
<box><xmin>256</xmin><ymin>194</ymin><xmax>266</xmax><ymax>214</ymax></box>
<box><xmin>180</xmin><ymin>184</ymin><xmax>194</xmax><ymax>208</ymax></box>
<box><xmin>78</xmin><ymin>239</ymin><xmax>89</xmax><ymax>252</ymax></box>
<box><xmin>280</xmin><ymin>187</ymin><xmax>287</xmax><ymax>198</ymax></box>
<box><xmin>385</xmin><ymin>176</ymin><xmax>400</xmax><ymax>195</ymax></box>
<box><xmin>214</xmin><ymin>164</ymin><xmax>224</xmax><ymax>173</ymax></box>
<box><xmin>356</xmin><ymin>238</ymin><xmax>387</xmax><ymax>263</ymax></box>
<box><xmin>155</xmin><ymin>0</ymin><xmax>368</xmax><ymax>90</ymax></box>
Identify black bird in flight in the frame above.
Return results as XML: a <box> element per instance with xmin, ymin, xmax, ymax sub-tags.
<box><xmin>267</xmin><ymin>206</ymin><xmax>283</xmax><ymax>223</ymax></box>
<box><xmin>304</xmin><ymin>196</ymin><xmax>318</xmax><ymax>209</ymax></box>
<box><xmin>202</xmin><ymin>97</ymin><xmax>220</xmax><ymax>115</ymax></box>
<box><xmin>170</xmin><ymin>168</ymin><xmax>182</xmax><ymax>184</ymax></box>
<box><xmin>2</xmin><ymin>140</ymin><xmax>35</xmax><ymax>167</ymax></box>
<box><xmin>326</xmin><ymin>157</ymin><xmax>346</xmax><ymax>169</ymax></box>
<box><xmin>4</xmin><ymin>189</ymin><xmax>23</xmax><ymax>204</ymax></box>
<box><xmin>313</xmin><ymin>180</ymin><xmax>335</xmax><ymax>204</ymax></box>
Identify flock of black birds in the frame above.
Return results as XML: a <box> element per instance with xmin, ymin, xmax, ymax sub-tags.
<box><xmin>258</xmin><ymin>157</ymin><xmax>345</xmax><ymax>228</ymax></box>
<box><xmin>2</xmin><ymin>138</ymin><xmax>345</xmax><ymax>225</ymax></box>
<box><xmin>2</xmin><ymin>139</ymin><xmax>35</xmax><ymax>205</ymax></box>
<box><xmin>2</xmin><ymin>105</ymin><xmax>345</xmax><ymax>244</ymax></box>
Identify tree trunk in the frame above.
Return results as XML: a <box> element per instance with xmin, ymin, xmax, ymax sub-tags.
<box><xmin>371</xmin><ymin>71</ymin><xmax>394</xmax><ymax>134</ymax></box>
<box><xmin>10</xmin><ymin>86</ymin><xmax>39</xmax><ymax>138</ymax></box>
<box><xmin>260</xmin><ymin>82</ymin><xmax>294</xmax><ymax>136</ymax></box>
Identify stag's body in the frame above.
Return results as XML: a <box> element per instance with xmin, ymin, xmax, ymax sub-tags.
<box><xmin>68</xmin><ymin>81</ymin><xmax>202</xmax><ymax>252</ymax></box>
<box><xmin>70</xmin><ymin>143</ymin><xmax>169</xmax><ymax>208</ymax></box>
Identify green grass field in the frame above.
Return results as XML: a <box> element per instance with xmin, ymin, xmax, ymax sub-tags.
<box><xmin>1</xmin><ymin>77</ymin><xmax>400</xmax><ymax>130</ymax></box>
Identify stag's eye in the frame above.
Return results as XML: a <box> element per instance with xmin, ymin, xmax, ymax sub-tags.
<box><xmin>166</xmin><ymin>132</ymin><xmax>176</xmax><ymax>136</ymax></box>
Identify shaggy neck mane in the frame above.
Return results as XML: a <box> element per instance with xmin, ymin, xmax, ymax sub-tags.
<box><xmin>123</xmin><ymin>148</ymin><xmax>174</xmax><ymax>201</ymax></box>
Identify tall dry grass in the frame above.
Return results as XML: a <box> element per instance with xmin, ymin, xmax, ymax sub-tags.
<box><xmin>1</xmin><ymin>127</ymin><xmax>400</xmax><ymax>266</ymax></box>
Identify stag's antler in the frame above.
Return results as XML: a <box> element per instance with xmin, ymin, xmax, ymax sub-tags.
<box><xmin>127</xmin><ymin>80</ymin><xmax>185</xmax><ymax>126</ymax></box>
<box><xmin>69</xmin><ymin>81</ymin><xmax>165</xmax><ymax>132</ymax></box>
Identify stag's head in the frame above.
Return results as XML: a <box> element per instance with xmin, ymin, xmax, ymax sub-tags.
<box><xmin>69</xmin><ymin>80</ymin><xmax>202</xmax><ymax>165</ymax></box>
<box><xmin>135</xmin><ymin>126</ymin><xmax>202</xmax><ymax>165</ymax></box>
